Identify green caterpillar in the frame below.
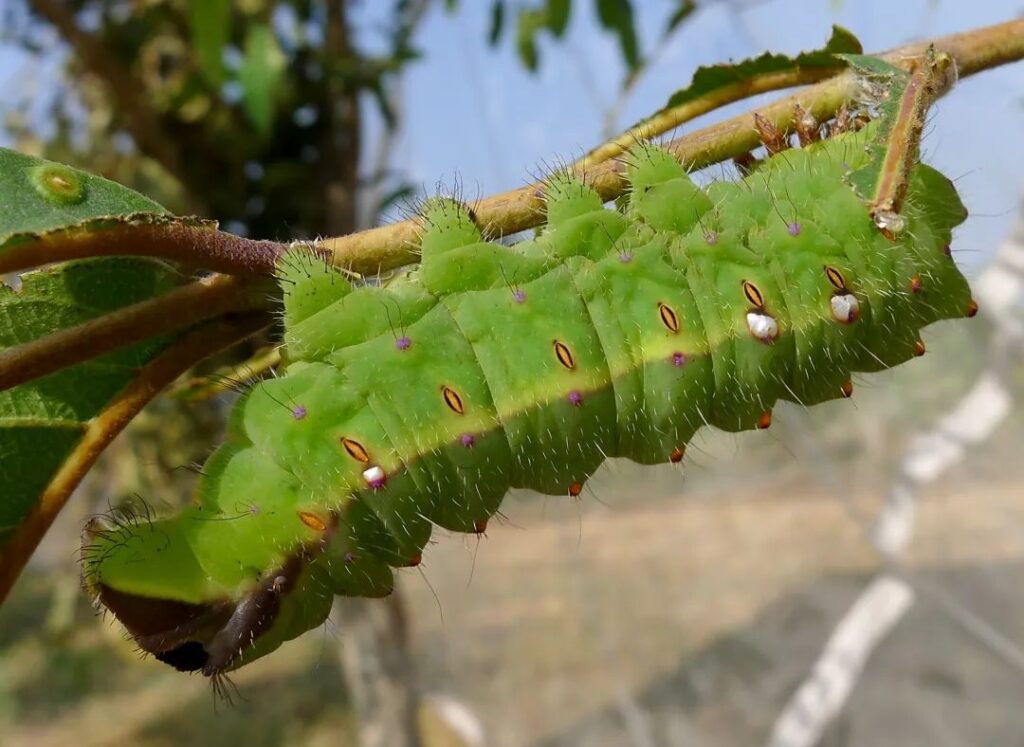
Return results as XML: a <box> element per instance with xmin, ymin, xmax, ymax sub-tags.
<box><xmin>81</xmin><ymin>104</ymin><xmax>975</xmax><ymax>678</ymax></box>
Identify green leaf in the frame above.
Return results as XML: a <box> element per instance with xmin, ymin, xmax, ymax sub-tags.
<box><xmin>545</xmin><ymin>0</ymin><xmax>571</xmax><ymax>37</ymax></box>
<box><xmin>0</xmin><ymin>148</ymin><xmax>168</xmax><ymax>252</ymax></box>
<box><xmin>664</xmin><ymin>0</ymin><xmax>697</xmax><ymax>36</ymax></box>
<box><xmin>188</xmin><ymin>0</ymin><xmax>231</xmax><ymax>86</ymax></box>
<box><xmin>516</xmin><ymin>8</ymin><xmax>546</xmax><ymax>72</ymax></box>
<box><xmin>488</xmin><ymin>0</ymin><xmax>506</xmax><ymax>46</ymax></box>
<box><xmin>0</xmin><ymin>258</ymin><xmax>185</xmax><ymax>547</ymax></box>
<box><xmin>239</xmin><ymin>23</ymin><xmax>286</xmax><ymax>137</ymax></box>
<box><xmin>595</xmin><ymin>0</ymin><xmax>639</xmax><ymax>71</ymax></box>
<box><xmin>508</xmin><ymin>1</ymin><xmax>572</xmax><ymax>70</ymax></box>
<box><xmin>663</xmin><ymin>25</ymin><xmax>862</xmax><ymax>109</ymax></box>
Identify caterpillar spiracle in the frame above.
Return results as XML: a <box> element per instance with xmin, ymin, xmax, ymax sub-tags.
<box><xmin>81</xmin><ymin>99</ymin><xmax>975</xmax><ymax>678</ymax></box>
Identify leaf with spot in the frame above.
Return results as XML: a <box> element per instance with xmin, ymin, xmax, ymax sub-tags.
<box><xmin>0</xmin><ymin>148</ymin><xmax>169</xmax><ymax>254</ymax></box>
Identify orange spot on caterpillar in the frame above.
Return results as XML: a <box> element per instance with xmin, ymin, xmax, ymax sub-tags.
<box><xmin>967</xmin><ymin>299</ymin><xmax>979</xmax><ymax>317</ymax></box>
<box><xmin>824</xmin><ymin>265</ymin><xmax>847</xmax><ymax>290</ymax></box>
<box><xmin>553</xmin><ymin>340</ymin><xmax>576</xmax><ymax>370</ymax></box>
<box><xmin>757</xmin><ymin>410</ymin><xmax>773</xmax><ymax>430</ymax></box>
<box><xmin>742</xmin><ymin>280</ymin><xmax>765</xmax><ymax>309</ymax></box>
<box><xmin>658</xmin><ymin>302</ymin><xmax>680</xmax><ymax>333</ymax></box>
<box><xmin>406</xmin><ymin>553</ymin><xmax>422</xmax><ymax>567</ymax></box>
<box><xmin>670</xmin><ymin>447</ymin><xmax>685</xmax><ymax>463</ymax></box>
<box><xmin>841</xmin><ymin>379</ymin><xmax>854</xmax><ymax>398</ymax></box>
<box><xmin>442</xmin><ymin>385</ymin><xmax>465</xmax><ymax>414</ymax></box>
<box><xmin>568</xmin><ymin>481</ymin><xmax>583</xmax><ymax>497</ymax></box>
<box><xmin>909</xmin><ymin>275</ymin><xmax>922</xmax><ymax>294</ymax></box>
<box><xmin>341</xmin><ymin>437</ymin><xmax>370</xmax><ymax>463</ymax></box>
<box><xmin>298</xmin><ymin>511</ymin><xmax>327</xmax><ymax>532</ymax></box>
<box><xmin>473</xmin><ymin>518</ymin><xmax>488</xmax><ymax>535</ymax></box>
<box><xmin>914</xmin><ymin>339</ymin><xmax>926</xmax><ymax>357</ymax></box>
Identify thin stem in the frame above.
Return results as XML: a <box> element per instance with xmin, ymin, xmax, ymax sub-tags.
<box><xmin>0</xmin><ymin>312</ymin><xmax>272</xmax><ymax>604</ymax></box>
<box><xmin>583</xmin><ymin>65</ymin><xmax>844</xmax><ymax>170</ymax></box>
<box><xmin>171</xmin><ymin>345</ymin><xmax>281</xmax><ymax>401</ymax></box>
<box><xmin>0</xmin><ymin>274</ymin><xmax>270</xmax><ymax>392</ymax></box>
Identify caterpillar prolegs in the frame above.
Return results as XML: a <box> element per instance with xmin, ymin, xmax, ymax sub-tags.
<box><xmin>82</xmin><ymin>114</ymin><xmax>975</xmax><ymax>678</ymax></box>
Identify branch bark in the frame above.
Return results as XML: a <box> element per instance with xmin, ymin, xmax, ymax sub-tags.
<box><xmin>581</xmin><ymin>65</ymin><xmax>845</xmax><ymax>170</ymax></box>
<box><xmin>0</xmin><ymin>274</ymin><xmax>268</xmax><ymax>392</ymax></box>
<box><xmin>317</xmin><ymin>18</ymin><xmax>1024</xmax><ymax>274</ymax></box>
<box><xmin>0</xmin><ymin>221</ymin><xmax>288</xmax><ymax>277</ymax></box>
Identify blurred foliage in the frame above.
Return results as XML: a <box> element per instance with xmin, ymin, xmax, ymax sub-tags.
<box><xmin>3</xmin><ymin>0</ymin><xmax>433</xmax><ymax>238</ymax></box>
<box><xmin>481</xmin><ymin>0</ymin><xmax>694</xmax><ymax>75</ymax></box>
<box><xmin>2</xmin><ymin>0</ymin><xmax>657</xmax><ymax>240</ymax></box>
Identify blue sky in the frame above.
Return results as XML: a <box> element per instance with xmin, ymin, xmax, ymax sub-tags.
<box><xmin>1</xmin><ymin>1</ymin><xmax>1022</xmax><ymax>270</ymax></box>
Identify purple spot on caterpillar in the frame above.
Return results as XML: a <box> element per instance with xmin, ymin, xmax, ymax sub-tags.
<box><xmin>787</xmin><ymin>221</ymin><xmax>802</xmax><ymax>236</ymax></box>
<box><xmin>513</xmin><ymin>289</ymin><xmax>526</xmax><ymax>304</ymax></box>
<box><xmin>671</xmin><ymin>352</ymin><xmax>687</xmax><ymax>367</ymax></box>
<box><xmin>395</xmin><ymin>336</ymin><xmax>412</xmax><ymax>351</ymax></box>
<box><xmin>944</xmin><ymin>244</ymin><xmax>952</xmax><ymax>257</ymax></box>
<box><xmin>460</xmin><ymin>433</ymin><xmax>475</xmax><ymax>448</ymax></box>
<box><xmin>619</xmin><ymin>251</ymin><xmax>633</xmax><ymax>263</ymax></box>
<box><xmin>292</xmin><ymin>405</ymin><xmax>307</xmax><ymax>420</ymax></box>
<box><xmin>344</xmin><ymin>552</ymin><xmax>355</xmax><ymax>564</ymax></box>
<box><xmin>705</xmin><ymin>231</ymin><xmax>718</xmax><ymax>246</ymax></box>
<box><xmin>567</xmin><ymin>390</ymin><xmax>584</xmax><ymax>407</ymax></box>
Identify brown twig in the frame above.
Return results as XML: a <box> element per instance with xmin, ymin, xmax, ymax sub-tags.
<box><xmin>0</xmin><ymin>221</ymin><xmax>288</xmax><ymax>277</ymax></box>
<box><xmin>0</xmin><ymin>274</ymin><xmax>269</xmax><ymax>392</ymax></box>
<box><xmin>317</xmin><ymin>18</ymin><xmax>1024</xmax><ymax>274</ymax></box>
<box><xmin>0</xmin><ymin>312</ymin><xmax>272</xmax><ymax>604</ymax></box>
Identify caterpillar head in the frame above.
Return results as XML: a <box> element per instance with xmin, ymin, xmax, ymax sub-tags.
<box><xmin>82</xmin><ymin>510</ymin><xmax>335</xmax><ymax>676</ymax></box>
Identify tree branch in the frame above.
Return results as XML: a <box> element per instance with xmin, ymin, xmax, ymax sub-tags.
<box><xmin>0</xmin><ymin>274</ymin><xmax>269</xmax><ymax>392</ymax></box>
<box><xmin>583</xmin><ymin>39</ymin><xmax>844</xmax><ymax>167</ymax></box>
<box><xmin>0</xmin><ymin>312</ymin><xmax>272</xmax><ymax>604</ymax></box>
<box><xmin>0</xmin><ymin>220</ymin><xmax>288</xmax><ymax>277</ymax></box>
<box><xmin>317</xmin><ymin>18</ymin><xmax>1024</xmax><ymax>274</ymax></box>
<box><xmin>2</xmin><ymin>20</ymin><xmax>1020</xmax><ymax>290</ymax></box>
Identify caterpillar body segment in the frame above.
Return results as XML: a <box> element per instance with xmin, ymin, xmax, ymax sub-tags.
<box><xmin>83</xmin><ymin>122</ymin><xmax>973</xmax><ymax>676</ymax></box>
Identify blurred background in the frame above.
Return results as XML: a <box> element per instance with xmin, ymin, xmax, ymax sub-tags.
<box><xmin>1</xmin><ymin>1</ymin><xmax>1023</xmax><ymax>745</ymax></box>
